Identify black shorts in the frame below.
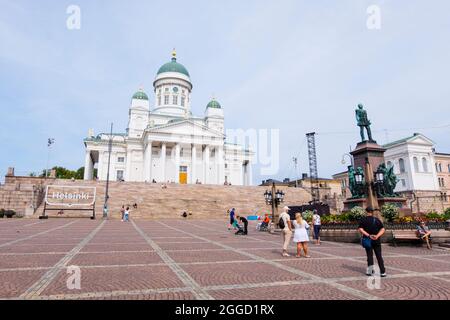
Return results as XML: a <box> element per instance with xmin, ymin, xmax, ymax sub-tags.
<box><xmin>230</xmin><ymin>217</ymin><xmax>235</xmax><ymax>224</ymax></box>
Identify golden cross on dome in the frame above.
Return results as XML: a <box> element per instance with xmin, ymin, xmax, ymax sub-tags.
<box><xmin>172</xmin><ymin>48</ymin><xmax>177</xmax><ymax>59</ymax></box>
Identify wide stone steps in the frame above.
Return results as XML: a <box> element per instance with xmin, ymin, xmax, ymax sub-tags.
<box><xmin>37</xmin><ymin>180</ymin><xmax>312</xmax><ymax>220</ymax></box>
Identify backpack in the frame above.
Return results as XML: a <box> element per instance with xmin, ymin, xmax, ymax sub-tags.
<box><xmin>278</xmin><ymin>216</ymin><xmax>285</xmax><ymax>229</ymax></box>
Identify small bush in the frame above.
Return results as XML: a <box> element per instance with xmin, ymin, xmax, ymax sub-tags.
<box><xmin>425</xmin><ymin>211</ymin><xmax>445</xmax><ymax>222</ymax></box>
<box><xmin>0</xmin><ymin>209</ymin><xmax>5</xmax><ymax>218</ymax></box>
<box><xmin>398</xmin><ymin>216</ymin><xmax>414</xmax><ymax>223</ymax></box>
<box><xmin>302</xmin><ymin>210</ymin><xmax>314</xmax><ymax>222</ymax></box>
<box><xmin>349</xmin><ymin>206</ymin><xmax>366</xmax><ymax>222</ymax></box>
<box><xmin>444</xmin><ymin>207</ymin><xmax>450</xmax><ymax>220</ymax></box>
<box><xmin>381</xmin><ymin>204</ymin><xmax>400</xmax><ymax>223</ymax></box>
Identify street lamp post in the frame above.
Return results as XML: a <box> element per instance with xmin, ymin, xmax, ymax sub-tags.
<box><xmin>341</xmin><ymin>153</ymin><xmax>354</xmax><ymax>167</ymax></box>
<box><xmin>46</xmin><ymin>138</ymin><xmax>55</xmax><ymax>178</ymax></box>
<box><xmin>264</xmin><ymin>182</ymin><xmax>285</xmax><ymax>233</ymax></box>
<box><xmin>103</xmin><ymin>123</ymin><xmax>113</xmax><ymax>219</ymax></box>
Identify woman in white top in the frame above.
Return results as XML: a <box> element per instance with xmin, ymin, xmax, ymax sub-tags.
<box><xmin>293</xmin><ymin>213</ymin><xmax>310</xmax><ymax>258</ymax></box>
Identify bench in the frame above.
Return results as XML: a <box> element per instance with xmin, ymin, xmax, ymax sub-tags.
<box><xmin>392</xmin><ymin>230</ymin><xmax>432</xmax><ymax>248</ymax></box>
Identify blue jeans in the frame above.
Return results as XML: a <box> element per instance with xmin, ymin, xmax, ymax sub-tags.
<box><xmin>124</xmin><ymin>214</ymin><xmax>129</xmax><ymax>222</ymax></box>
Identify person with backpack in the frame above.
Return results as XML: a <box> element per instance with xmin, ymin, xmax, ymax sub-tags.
<box><xmin>358</xmin><ymin>207</ymin><xmax>386</xmax><ymax>277</ymax></box>
<box><xmin>279</xmin><ymin>206</ymin><xmax>293</xmax><ymax>257</ymax></box>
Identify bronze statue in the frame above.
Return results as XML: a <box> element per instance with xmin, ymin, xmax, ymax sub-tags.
<box><xmin>375</xmin><ymin>163</ymin><xmax>399</xmax><ymax>198</ymax></box>
<box><xmin>348</xmin><ymin>165</ymin><xmax>366</xmax><ymax>198</ymax></box>
<box><xmin>355</xmin><ymin>104</ymin><xmax>374</xmax><ymax>142</ymax></box>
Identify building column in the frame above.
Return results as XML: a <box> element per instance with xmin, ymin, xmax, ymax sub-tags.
<box><xmin>175</xmin><ymin>144</ymin><xmax>181</xmax><ymax>183</ymax></box>
<box><xmin>217</xmin><ymin>147</ymin><xmax>224</xmax><ymax>184</ymax></box>
<box><xmin>144</xmin><ymin>141</ymin><xmax>152</xmax><ymax>182</ymax></box>
<box><xmin>84</xmin><ymin>151</ymin><xmax>93</xmax><ymax>180</ymax></box>
<box><xmin>161</xmin><ymin>143</ymin><xmax>166</xmax><ymax>182</ymax></box>
<box><xmin>98</xmin><ymin>151</ymin><xmax>104</xmax><ymax>180</ymax></box>
<box><xmin>203</xmin><ymin>145</ymin><xmax>210</xmax><ymax>184</ymax></box>
<box><xmin>191</xmin><ymin>144</ymin><xmax>197</xmax><ymax>184</ymax></box>
<box><xmin>247</xmin><ymin>162</ymin><xmax>253</xmax><ymax>186</ymax></box>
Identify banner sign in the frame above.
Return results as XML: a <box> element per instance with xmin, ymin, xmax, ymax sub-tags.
<box><xmin>45</xmin><ymin>185</ymin><xmax>96</xmax><ymax>207</ymax></box>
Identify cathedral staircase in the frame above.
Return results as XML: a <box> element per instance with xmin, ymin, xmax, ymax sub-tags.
<box><xmin>32</xmin><ymin>180</ymin><xmax>312</xmax><ymax>220</ymax></box>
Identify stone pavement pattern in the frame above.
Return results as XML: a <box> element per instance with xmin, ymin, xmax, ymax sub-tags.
<box><xmin>0</xmin><ymin>219</ymin><xmax>449</xmax><ymax>300</ymax></box>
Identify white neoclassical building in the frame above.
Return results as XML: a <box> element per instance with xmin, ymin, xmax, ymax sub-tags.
<box><xmin>83</xmin><ymin>51</ymin><xmax>253</xmax><ymax>185</ymax></box>
<box><xmin>383</xmin><ymin>133</ymin><xmax>440</xmax><ymax>192</ymax></box>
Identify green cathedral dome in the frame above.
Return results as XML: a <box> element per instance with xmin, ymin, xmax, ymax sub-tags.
<box><xmin>157</xmin><ymin>50</ymin><xmax>190</xmax><ymax>77</ymax></box>
<box><xmin>206</xmin><ymin>99</ymin><xmax>222</xmax><ymax>109</ymax></box>
<box><xmin>132</xmin><ymin>89</ymin><xmax>149</xmax><ymax>100</ymax></box>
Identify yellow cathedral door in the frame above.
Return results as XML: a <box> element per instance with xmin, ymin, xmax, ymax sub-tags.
<box><xmin>179</xmin><ymin>166</ymin><xmax>188</xmax><ymax>184</ymax></box>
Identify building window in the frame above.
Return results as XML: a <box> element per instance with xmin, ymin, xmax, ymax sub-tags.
<box><xmin>413</xmin><ymin>157</ymin><xmax>419</xmax><ymax>172</ymax></box>
<box><xmin>181</xmin><ymin>96</ymin><xmax>185</xmax><ymax>107</ymax></box>
<box><xmin>173</xmin><ymin>95</ymin><xmax>178</xmax><ymax>105</ymax></box>
<box><xmin>422</xmin><ymin>158</ymin><xmax>428</xmax><ymax>172</ymax></box>
<box><xmin>158</xmin><ymin>96</ymin><xmax>161</xmax><ymax>106</ymax></box>
<box><xmin>164</xmin><ymin>95</ymin><xmax>169</xmax><ymax>104</ymax></box>
<box><xmin>116</xmin><ymin>170</ymin><xmax>124</xmax><ymax>181</ymax></box>
<box><xmin>165</xmin><ymin>88</ymin><xmax>169</xmax><ymax>92</ymax></box>
<box><xmin>117</xmin><ymin>157</ymin><xmax>125</xmax><ymax>163</ymax></box>
<box><xmin>438</xmin><ymin>163</ymin><xmax>442</xmax><ymax>172</ymax></box>
<box><xmin>401</xmin><ymin>179</ymin><xmax>406</xmax><ymax>187</ymax></box>
<box><xmin>448</xmin><ymin>164</ymin><xmax>450</xmax><ymax>173</ymax></box>
<box><xmin>399</xmin><ymin>158</ymin><xmax>406</xmax><ymax>173</ymax></box>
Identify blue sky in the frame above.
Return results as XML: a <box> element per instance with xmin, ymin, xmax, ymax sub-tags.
<box><xmin>1</xmin><ymin>0</ymin><xmax>449</xmax><ymax>184</ymax></box>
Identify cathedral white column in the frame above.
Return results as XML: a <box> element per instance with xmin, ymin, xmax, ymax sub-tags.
<box><xmin>161</xmin><ymin>143</ymin><xmax>166</xmax><ymax>182</ymax></box>
<box><xmin>144</xmin><ymin>141</ymin><xmax>152</xmax><ymax>182</ymax></box>
<box><xmin>83</xmin><ymin>151</ymin><xmax>94</xmax><ymax>180</ymax></box>
<box><xmin>191</xmin><ymin>144</ymin><xmax>197</xmax><ymax>184</ymax></box>
<box><xmin>247</xmin><ymin>162</ymin><xmax>253</xmax><ymax>186</ymax></box>
<box><xmin>98</xmin><ymin>151</ymin><xmax>104</xmax><ymax>180</ymax></box>
<box><xmin>203</xmin><ymin>145</ymin><xmax>210</xmax><ymax>184</ymax></box>
<box><xmin>175</xmin><ymin>144</ymin><xmax>181</xmax><ymax>183</ymax></box>
<box><xmin>217</xmin><ymin>146</ymin><xmax>224</xmax><ymax>184</ymax></box>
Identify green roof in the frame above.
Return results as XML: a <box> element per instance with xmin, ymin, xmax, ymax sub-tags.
<box><xmin>157</xmin><ymin>57</ymin><xmax>190</xmax><ymax>77</ymax></box>
<box><xmin>206</xmin><ymin>99</ymin><xmax>222</xmax><ymax>109</ymax></box>
<box><xmin>132</xmin><ymin>89</ymin><xmax>149</xmax><ymax>100</ymax></box>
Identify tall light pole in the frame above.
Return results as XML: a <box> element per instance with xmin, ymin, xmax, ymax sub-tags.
<box><xmin>292</xmin><ymin>157</ymin><xmax>298</xmax><ymax>188</ymax></box>
<box><xmin>103</xmin><ymin>123</ymin><xmax>113</xmax><ymax>219</ymax></box>
<box><xmin>341</xmin><ymin>153</ymin><xmax>354</xmax><ymax>167</ymax></box>
<box><xmin>46</xmin><ymin>138</ymin><xmax>55</xmax><ymax>178</ymax></box>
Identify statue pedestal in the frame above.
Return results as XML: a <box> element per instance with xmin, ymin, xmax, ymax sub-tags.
<box><xmin>351</xmin><ymin>141</ymin><xmax>386</xmax><ymax>172</ymax></box>
<box><xmin>344</xmin><ymin>140</ymin><xmax>408</xmax><ymax>218</ymax></box>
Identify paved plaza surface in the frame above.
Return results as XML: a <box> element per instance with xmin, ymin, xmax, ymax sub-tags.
<box><xmin>0</xmin><ymin>218</ymin><xmax>449</xmax><ymax>300</ymax></box>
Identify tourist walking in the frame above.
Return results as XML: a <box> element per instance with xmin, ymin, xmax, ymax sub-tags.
<box><xmin>293</xmin><ymin>213</ymin><xmax>310</xmax><ymax>258</ymax></box>
<box><xmin>280</xmin><ymin>206</ymin><xmax>292</xmax><ymax>257</ymax></box>
<box><xmin>123</xmin><ymin>207</ymin><xmax>130</xmax><ymax>222</ymax></box>
<box><xmin>120</xmin><ymin>205</ymin><xmax>125</xmax><ymax>222</ymax></box>
<box><xmin>312</xmin><ymin>210</ymin><xmax>322</xmax><ymax>245</ymax></box>
<box><xmin>357</xmin><ymin>207</ymin><xmax>386</xmax><ymax>277</ymax></box>
<box><xmin>228</xmin><ymin>208</ymin><xmax>236</xmax><ymax>230</ymax></box>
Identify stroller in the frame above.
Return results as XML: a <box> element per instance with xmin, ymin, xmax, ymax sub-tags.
<box><xmin>233</xmin><ymin>220</ymin><xmax>246</xmax><ymax>235</ymax></box>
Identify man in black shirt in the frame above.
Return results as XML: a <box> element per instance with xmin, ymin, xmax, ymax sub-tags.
<box><xmin>358</xmin><ymin>207</ymin><xmax>386</xmax><ymax>277</ymax></box>
<box><xmin>236</xmin><ymin>216</ymin><xmax>248</xmax><ymax>235</ymax></box>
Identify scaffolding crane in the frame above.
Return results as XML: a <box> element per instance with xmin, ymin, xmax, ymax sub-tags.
<box><xmin>306</xmin><ymin>132</ymin><xmax>320</xmax><ymax>203</ymax></box>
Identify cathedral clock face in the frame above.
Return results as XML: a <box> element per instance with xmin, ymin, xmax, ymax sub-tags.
<box><xmin>173</xmin><ymin>87</ymin><xmax>179</xmax><ymax>93</ymax></box>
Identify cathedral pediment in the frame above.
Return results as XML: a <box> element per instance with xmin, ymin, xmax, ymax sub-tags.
<box><xmin>146</xmin><ymin>119</ymin><xmax>225</xmax><ymax>139</ymax></box>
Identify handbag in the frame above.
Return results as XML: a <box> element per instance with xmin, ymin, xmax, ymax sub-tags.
<box><xmin>361</xmin><ymin>217</ymin><xmax>376</xmax><ymax>249</ymax></box>
<box><xmin>361</xmin><ymin>236</ymin><xmax>372</xmax><ymax>249</ymax></box>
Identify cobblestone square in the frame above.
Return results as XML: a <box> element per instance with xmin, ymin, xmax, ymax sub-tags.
<box><xmin>1</xmin><ymin>218</ymin><xmax>449</xmax><ymax>300</ymax></box>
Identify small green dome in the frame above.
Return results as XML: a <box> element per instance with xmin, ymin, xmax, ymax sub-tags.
<box><xmin>157</xmin><ymin>51</ymin><xmax>190</xmax><ymax>77</ymax></box>
<box><xmin>132</xmin><ymin>89</ymin><xmax>148</xmax><ymax>100</ymax></box>
<box><xmin>206</xmin><ymin>99</ymin><xmax>222</xmax><ymax>109</ymax></box>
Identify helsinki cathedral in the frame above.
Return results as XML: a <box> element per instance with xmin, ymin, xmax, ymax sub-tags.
<box><xmin>83</xmin><ymin>51</ymin><xmax>253</xmax><ymax>186</ymax></box>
